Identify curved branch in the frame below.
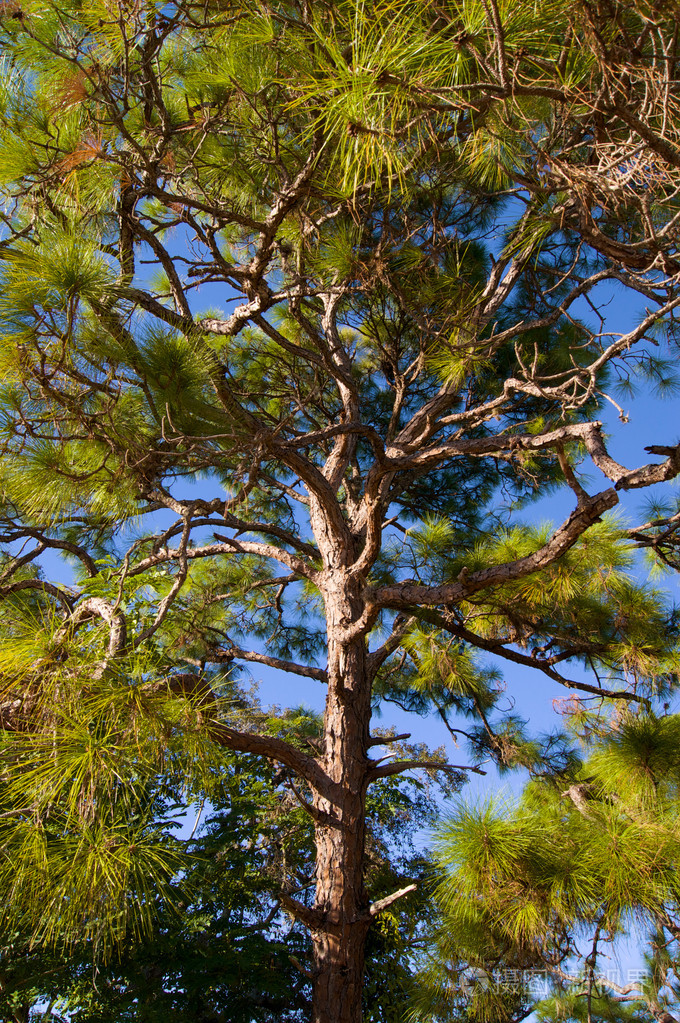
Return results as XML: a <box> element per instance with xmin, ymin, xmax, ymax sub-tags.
<box><xmin>0</xmin><ymin>578</ymin><xmax>75</xmax><ymax>612</ymax></box>
<box><xmin>0</xmin><ymin>543</ymin><xmax>46</xmax><ymax>583</ymax></box>
<box><xmin>61</xmin><ymin>596</ymin><xmax>127</xmax><ymax>657</ymax></box>
<box><xmin>129</xmin><ymin>538</ymin><xmax>316</xmax><ymax>580</ymax></box>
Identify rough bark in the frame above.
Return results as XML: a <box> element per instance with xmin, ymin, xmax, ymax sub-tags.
<box><xmin>310</xmin><ymin>569</ymin><xmax>373</xmax><ymax>1023</ymax></box>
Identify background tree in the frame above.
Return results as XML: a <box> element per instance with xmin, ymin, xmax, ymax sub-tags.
<box><xmin>416</xmin><ymin>707</ymin><xmax>680</xmax><ymax>1023</ymax></box>
<box><xmin>0</xmin><ymin>1</ymin><xmax>679</xmax><ymax>1021</ymax></box>
<box><xmin>0</xmin><ymin>713</ymin><xmax>441</xmax><ymax>1022</ymax></box>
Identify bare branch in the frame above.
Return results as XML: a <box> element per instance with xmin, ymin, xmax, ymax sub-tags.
<box><xmin>206</xmin><ymin>645</ymin><xmax>327</xmax><ymax>683</ymax></box>
<box><xmin>367</xmin><ymin>759</ymin><xmax>486</xmax><ymax>782</ymax></box>
<box><xmin>129</xmin><ymin>537</ymin><xmax>316</xmax><ymax>581</ymax></box>
<box><xmin>368</xmin><ymin>884</ymin><xmax>417</xmax><ymax>917</ymax></box>
<box><xmin>367</xmin><ymin>732</ymin><xmax>411</xmax><ymax>747</ymax></box>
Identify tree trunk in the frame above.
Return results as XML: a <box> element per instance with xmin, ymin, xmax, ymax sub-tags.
<box><xmin>310</xmin><ymin>569</ymin><xmax>373</xmax><ymax>1023</ymax></box>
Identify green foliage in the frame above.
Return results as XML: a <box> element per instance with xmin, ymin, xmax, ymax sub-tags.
<box><xmin>0</xmin><ymin>743</ymin><xmax>442</xmax><ymax>1021</ymax></box>
<box><xmin>415</xmin><ymin>710</ymin><xmax>680</xmax><ymax>1022</ymax></box>
<box><xmin>0</xmin><ymin>0</ymin><xmax>677</xmax><ymax>1017</ymax></box>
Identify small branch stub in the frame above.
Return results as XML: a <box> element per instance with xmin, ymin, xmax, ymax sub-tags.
<box><xmin>369</xmin><ymin>883</ymin><xmax>417</xmax><ymax>917</ymax></box>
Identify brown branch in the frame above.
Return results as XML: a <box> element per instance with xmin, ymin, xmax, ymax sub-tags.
<box><xmin>367</xmin><ymin>759</ymin><xmax>485</xmax><ymax>783</ymax></box>
<box><xmin>0</xmin><ymin>543</ymin><xmax>46</xmax><ymax>583</ymax></box>
<box><xmin>385</xmin><ymin>420</ymin><xmax>656</xmax><ymax>477</ymax></box>
<box><xmin>134</xmin><ymin>512</ymin><xmax>192</xmax><ymax>646</ymax></box>
<box><xmin>418</xmin><ymin>612</ymin><xmax>647</xmax><ymax>705</ymax></box>
<box><xmin>285</xmin><ymin>777</ymin><xmax>340</xmax><ymax>828</ymax></box>
<box><xmin>219</xmin><ymin>516</ymin><xmax>319</xmax><ymax>560</ymax></box>
<box><xmin>367</xmin><ymin>615</ymin><xmax>416</xmax><ymax>675</ymax></box>
<box><xmin>612</xmin><ymin>100</ymin><xmax>680</xmax><ymax>173</ymax></box>
<box><xmin>482</xmin><ymin>0</ymin><xmax>509</xmax><ymax>88</ymax></box>
<box><xmin>207</xmin><ymin>645</ymin><xmax>327</xmax><ymax>683</ymax></box>
<box><xmin>22</xmin><ymin>534</ymin><xmax>97</xmax><ymax>577</ymax></box>
<box><xmin>367</xmin><ymin>732</ymin><xmax>411</xmax><ymax>747</ymax></box>
<box><xmin>139</xmin><ymin>491</ymin><xmax>318</xmax><ymax>559</ymax></box>
<box><xmin>126</xmin><ymin>218</ymin><xmax>192</xmax><ymax>318</ymax></box>
<box><xmin>200</xmin><ymin>299</ymin><xmax>272</xmax><ymax>340</ymax></box>
<box><xmin>289</xmin><ymin>954</ymin><xmax>314</xmax><ymax>980</ymax></box>
<box><xmin>116</xmin><ymin>286</ymin><xmax>194</xmax><ymax>333</ymax></box>
<box><xmin>279</xmin><ymin>893</ymin><xmax>325</xmax><ymax>932</ymax></box>
<box><xmin>617</xmin><ymin>443</ymin><xmax>680</xmax><ymax>491</ymax></box>
<box><xmin>212</xmin><ymin>534</ymin><xmax>318</xmax><ymax>579</ymax></box>
<box><xmin>209</xmin><ymin>721</ymin><xmax>329</xmax><ymax>791</ymax></box>
<box><xmin>0</xmin><ymin>578</ymin><xmax>75</xmax><ymax>613</ymax></box>
<box><xmin>375</xmin><ymin>489</ymin><xmax>618</xmax><ymax>610</ymax></box>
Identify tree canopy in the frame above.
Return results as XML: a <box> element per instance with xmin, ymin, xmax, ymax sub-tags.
<box><xmin>0</xmin><ymin>1</ymin><xmax>679</xmax><ymax>1020</ymax></box>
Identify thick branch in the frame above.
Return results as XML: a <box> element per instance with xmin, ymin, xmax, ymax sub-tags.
<box><xmin>279</xmin><ymin>893</ymin><xmax>325</xmax><ymax>932</ymax></box>
<box><xmin>375</xmin><ymin>489</ymin><xmax>618</xmax><ymax>609</ymax></box>
<box><xmin>118</xmin><ymin>286</ymin><xmax>194</xmax><ymax>333</ymax></box>
<box><xmin>367</xmin><ymin>759</ymin><xmax>485</xmax><ymax>783</ymax></box>
<box><xmin>142</xmin><ymin>491</ymin><xmax>318</xmax><ymax>559</ymax></box>
<box><xmin>209</xmin><ymin>722</ymin><xmax>329</xmax><ymax>791</ymax></box>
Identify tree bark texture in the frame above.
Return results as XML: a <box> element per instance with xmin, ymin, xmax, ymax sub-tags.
<box><xmin>310</xmin><ymin>570</ymin><xmax>373</xmax><ymax>1023</ymax></box>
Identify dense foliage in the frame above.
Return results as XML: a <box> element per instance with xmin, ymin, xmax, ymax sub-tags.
<box><xmin>0</xmin><ymin>722</ymin><xmax>445</xmax><ymax>1022</ymax></box>
<box><xmin>418</xmin><ymin>708</ymin><xmax>680</xmax><ymax>1023</ymax></box>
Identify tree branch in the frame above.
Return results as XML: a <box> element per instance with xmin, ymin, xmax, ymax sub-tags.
<box><xmin>367</xmin><ymin>759</ymin><xmax>485</xmax><ymax>783</ymax></box>
<box><xmin>206</xmin><ymin>645</ymin><xmax>327</xmax><ymax>683</ymax></box>
<box><xmin>59</xmin><ymin>596</ymin><xmax>127</xmax><ymax>656</ymax></box>
<box><xmin>209</xmin><ymin>722</ymin><xmax>329</xmax><ymax>791</ymax></box>
<box><xmin>416</xmin><ymin>612</ymin><xmax>648</xmax><ymax>704</ymax></box>
<box><xmin>129</xmin><ymin>537</ymin><xmax>316</xmax><ymax>580</ymax></box>
<box><xmin>375</xmin><ymin>489</ymin><xmax>618</xmax><ymax>609</ymax></box>
<box><xmin>279</xmin><ymin>893</ymin><xmax>325</xmax><ymax>932</ymax></box>
<box><xmin>0</xmin><ymin>578</ymin><xmax>75</xmax><ymax>613</ymax></box>
<box><xmin>368</xmin><ymin>883</ymin><xmax>417</xmax><ymax>917</ymax></box>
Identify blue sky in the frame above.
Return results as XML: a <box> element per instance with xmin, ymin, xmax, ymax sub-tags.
<box><xmin>28</xmin><ymin>239</ymin><xmax>680</xmax><ymax>789</ymax></box>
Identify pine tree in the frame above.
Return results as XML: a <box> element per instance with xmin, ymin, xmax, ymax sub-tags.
<box><xmin>422</xmin><ymin>708</ymin><xmax>680</xmax><ymax>1023</ymax></box>
<box><xmin>0</xmin><ymin>2</ymin><xmax>679</xmax><ymax>1020</ymax></box>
